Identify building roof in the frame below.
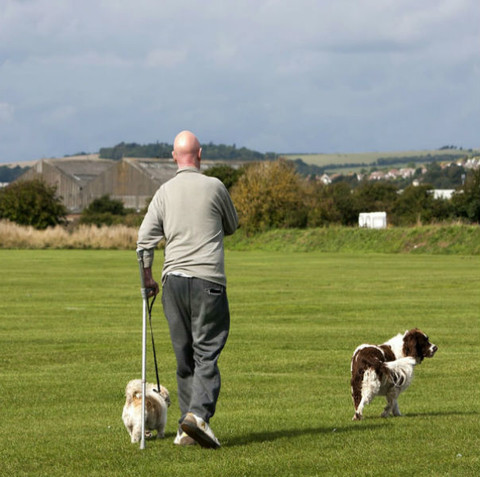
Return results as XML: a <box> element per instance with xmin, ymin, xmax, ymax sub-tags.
<box><xmin>44</xmin><ymin>157</ymin><xmax>115</xmax><ymax>186</ymax></box>
<box><xmin>124</xmin><ymin>158</ymin><xmax>178</xmax><ymax>184</ymax></box>
<box><xmin>123</xmin><ymin>157</ymin><xmax>236</xmax><ymax>184</ymax></box>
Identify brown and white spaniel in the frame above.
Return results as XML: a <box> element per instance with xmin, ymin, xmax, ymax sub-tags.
<box><xmin>350</xmin><ymin>328</ymin><xmax>437</xmax><ymax>421</ymax></box>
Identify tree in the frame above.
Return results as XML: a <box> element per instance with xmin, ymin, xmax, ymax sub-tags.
<box><xmin>304</xmin><ymin>181</ymin><xmax>357</xmax><ymax>227</ymax></box>
<box><xmin>421</xmin><ymin>162</ymin><xmax>442</xmax><ymax>187</ymax></box>
<box><xmin>0</xmin><ymin>165</ymin><xmax>27</xmax><ymax>182</ymax></box>
<box><xmin>451</xmin><ymin>167</ymin><xmax>480</xmax><ymax>222</ymax></box>
<box><xmin>0</xmin><ymin>179</ymin><xmax>67</xmax><ymax>229</ymax></box>
<box><xmin>329</xmin><ymin>182</ymin><xmax>358</xmax><ymax>225</ymax></box>
<box><xmin>391</xmin><ymin>184</ymin><xmax>455</xmax><ymax>225</ymax></box>
<box><xmin>353</xmin><ymin>181</ymin><xmax>398</xmax><ymax>215</ymax></box>
<box><xmin>230</xmin><ymin>160</ymin><xmax>308</xmax><ymax>234</ymax></box>
<box><xmin>302</xmin><ymin>181</ymin><xmax>340</xmax><ymax>227</ymax></box>
<box><xmin>391</xmin><ymin>185</ymin><xmax>431</xmax><ymax>225</ymax></box>
<box><xmin>203</xmin><ymin>165</ymin><xmax>245</xmax><ymax>190</ymax></box>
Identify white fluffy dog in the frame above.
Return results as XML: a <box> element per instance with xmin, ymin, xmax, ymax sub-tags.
<box><xmin>122</xmin><ymin>379</ymin><xmax>170</xmax><ymax>443</ymax></box>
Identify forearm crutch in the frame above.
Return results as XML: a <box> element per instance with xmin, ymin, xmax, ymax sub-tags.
<box><xmin>136</xmin><ymin>249</ymin><xmax>148</xmax><ymax>450</ymax></box>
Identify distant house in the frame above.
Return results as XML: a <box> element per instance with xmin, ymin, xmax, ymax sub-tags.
<box><xmin>464</xmin><ymin>157</ymin><xmax>480</xmax><ymax>169</ymax></box>
<box><xmin>319</xmin><ymin>173</ymin><xmax>332</xmax><ymax>185</ymax></box>
<box><xmin>369</xmin><ymin>171</ymin><xmax>386</xmax><ymax>181</ymax></box>
<box><xmin>385</xmin><ymin>169</ymin><xmax>400</xmax><ymax>180</ymax></box>
<box><xmin>399</xmin><ymin>167</ymin><xmax>415</xmax><ymax>178</ymax></box>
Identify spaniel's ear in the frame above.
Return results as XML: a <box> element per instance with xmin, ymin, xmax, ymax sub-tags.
<box><xmin>402</xmin><ymin>332</ymin><xmax>417</xmax><ymax>359</ymax></box>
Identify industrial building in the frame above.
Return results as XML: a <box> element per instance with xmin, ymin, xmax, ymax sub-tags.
<box><xmin>15</xmin><ymin>155</ymin><xmax>230</xmax><ymax>212</ymax></box>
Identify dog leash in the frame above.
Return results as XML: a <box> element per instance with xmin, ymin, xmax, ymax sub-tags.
<box><xmin>147</xmin><ymin>293</ymin><xmax>162</xmax><ymax>394</ymax></box>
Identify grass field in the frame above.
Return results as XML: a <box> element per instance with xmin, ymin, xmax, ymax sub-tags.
<box><xmin>281</xmin><ymin>149</ymin><xmax>477</xmax><ymax>169</ymax></box>
<box><xmin>0</xmin><ymin>250</ymin><xmax>479</xmax><ymax>476</ymax></box>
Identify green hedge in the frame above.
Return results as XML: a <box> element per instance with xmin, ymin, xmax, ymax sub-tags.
<box><xmin>225</xmin><ymin>224</ymin><xmax>480</xmax><ymax>255</ymax></box>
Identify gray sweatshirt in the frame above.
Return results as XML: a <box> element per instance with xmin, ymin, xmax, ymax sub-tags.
<box><xmin>137</xmin><ymin>167</ymin><xmax>238</xmax><ymax>286</ymax></box>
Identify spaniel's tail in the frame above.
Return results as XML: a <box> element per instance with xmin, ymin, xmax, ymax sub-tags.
<box><xmin>384</xmin><ymin>357</ymin><xmax>416</xmax><ymax>387</ymax></box>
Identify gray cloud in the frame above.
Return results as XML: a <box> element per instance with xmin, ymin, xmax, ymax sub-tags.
<box><xmin>1</xmin><ymin>0</ymin><xmax>479</xmax><ymax>163</ymax></box>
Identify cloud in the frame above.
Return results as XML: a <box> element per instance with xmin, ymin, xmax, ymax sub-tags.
<box><xmin>145</xmin><ymin>48</ymin><xmax>188</xmax><ymax>68</ymax></box>
<box><xmin>0</xmin><ymin>102</ymin><xmax>15</xmax><ymax>123</ymax></box>
<box><xmin>40</xmin><ymin>105</ymin><xmax>77</xmax><ymax>126</ymax></box>
<box><xmin>0</xmin><ymin>0</ymin><xmax>479</xmax><ymax>162</ymax></box>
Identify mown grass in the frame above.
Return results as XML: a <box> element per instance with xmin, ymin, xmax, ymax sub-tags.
<box><xmin>0</xmin><ymin>250</ymin><xmax>479</xmax><ymax>476</ymax></box>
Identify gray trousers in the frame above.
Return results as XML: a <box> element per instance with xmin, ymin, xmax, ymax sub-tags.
<box><xmin>161</xmin><ymin>274</ymin><xmax>230</xmax><ymax>424</ymax></box>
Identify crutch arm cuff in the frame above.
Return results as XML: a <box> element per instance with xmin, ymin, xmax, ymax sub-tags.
<box><xmin>136</xmin><ymin>247</ymin><xmax>154</xmax><ymax>268</ymax></box>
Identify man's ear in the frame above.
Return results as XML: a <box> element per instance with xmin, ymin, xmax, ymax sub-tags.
<box><xmin>172</xmin><ymin>150</ymin><xmax>177</xmax><ymax>162</ymax></box>
<box><xmin>198</xmin><ymin>147</ymin><xmax>202</xmax><ymax>162</ymax></box>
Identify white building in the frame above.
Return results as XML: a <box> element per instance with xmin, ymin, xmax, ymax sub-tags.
<box><xmin>359</xmin><ymin>212</ymin><xmax>387</xmax><ymax>229</ymax></box>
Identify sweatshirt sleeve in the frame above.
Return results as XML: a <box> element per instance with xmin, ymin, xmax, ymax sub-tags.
<box><xmin>219</xmin><ymin>184</ymin><xmax>239</xmax><ymax>236</ymax></box>
<box><xmin>136</xmin><ymin>191</ymin><xmax>165</xmax><ymax>268</ymax></box>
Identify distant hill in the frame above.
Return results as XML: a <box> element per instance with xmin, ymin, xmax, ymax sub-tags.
<box><xmin>0</xmin><ymin>164</ymin><xmax>30</xmax><ymax>183</ymax></box>
<box><xmin>2</xmin><ymin>144</ymin><xmax>478</xmax><ymax>184</ymax></box>
<box><xmin>282</xmin><ymin>148</ymin><xmax>479</xmax><ymax>173</ymax></box>
<box><xmin>99</xmin><ymin>141</ymin><xmax>273</xmax><ymax>162</ymax></box>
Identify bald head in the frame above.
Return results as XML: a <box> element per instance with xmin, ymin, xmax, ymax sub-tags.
<box><xmin>172</xmin><ymin>130</ymin><xmax>202</xmax><ymax>169</ymax></box>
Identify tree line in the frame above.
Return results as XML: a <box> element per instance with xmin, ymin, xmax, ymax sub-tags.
<box><xmin>98</xmin><ymin>141</ymin><xmax>272</xmax><ymax>162</ymax></box>
<box><xmin>222</xmin><ymin>161</ymin><xmax>480</xmax><ymax>233</ymax></box>
<box><xmin>1</xmin><ymin>160</ymin><xmax>479</xmax><ymax>232</ymax></box>
<box><xmin>0</xmin><ymin>165</ymin><xmax>28</xmax><ymax>183</ymax></box>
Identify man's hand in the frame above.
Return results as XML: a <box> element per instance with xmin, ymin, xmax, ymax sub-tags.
<box><xmin>143</xmin><ymin>267</ymin><xmax>159</xmax><ymax>297</ymax></box>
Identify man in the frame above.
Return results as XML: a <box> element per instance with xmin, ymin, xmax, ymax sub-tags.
<box><xmin>136</xmin><ymin>130</ymin><xmax>238</xmax><ymax>449</ymax></box>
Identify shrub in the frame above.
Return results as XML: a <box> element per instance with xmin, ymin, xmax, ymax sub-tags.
<box><xmin>0</xmin><ymin>179</ymin><xmax>67</xmax><ymax>230</ymax></box>
<box><xmin>83</xmin><ymin>195</ymin><xmax>126</xmax><ymax>215</ymax></box>
<box><xmin>80</xmin><ymin>195</ymin><xmax>126</xmax><ymax>226</ymax></box>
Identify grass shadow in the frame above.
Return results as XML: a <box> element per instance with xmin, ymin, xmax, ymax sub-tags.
<box><xmin>222</xmin><ymin>410</ymin><xmax>479</xmax><ymax>447</ymax></box>
<box><xmin>403</xmin><ymin>410</ymin><xmax>479</xmax><ymax>418</ymax></box>
<box><xmin>223</xmin><ymin>423</ymin><xmax>384</xmax><ymax>447</ymax></box>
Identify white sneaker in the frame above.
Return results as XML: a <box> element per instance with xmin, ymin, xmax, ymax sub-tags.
<box><xmin>180</xmin><ymin>413</ymin><xmax>221</xmax><ymax>449</ymax></box>
<box><xmin>173</xmin><ymin>429</ymin><xmax>197</xmax><ymax>446</ymax></box>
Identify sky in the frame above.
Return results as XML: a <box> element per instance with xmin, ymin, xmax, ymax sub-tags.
<box><xmin>0</xmin><ymin>0</ymin><xmax>479</xmax><ymax>164</ymax></box>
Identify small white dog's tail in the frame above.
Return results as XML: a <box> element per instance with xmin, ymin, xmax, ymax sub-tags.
<box><xmin>125</xmin><ymin>379</ymin><xmax>143</xmax><ymax>405</ymax></box>
<box><xmin>124</xmin><ymin>379</ymin><xmax>171</xmax><ymax>407</ymax></box>
<box><xmin>384</xmin><ymin>357</ymin><xmax>416</xmax><ymax>388</ymax></box>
